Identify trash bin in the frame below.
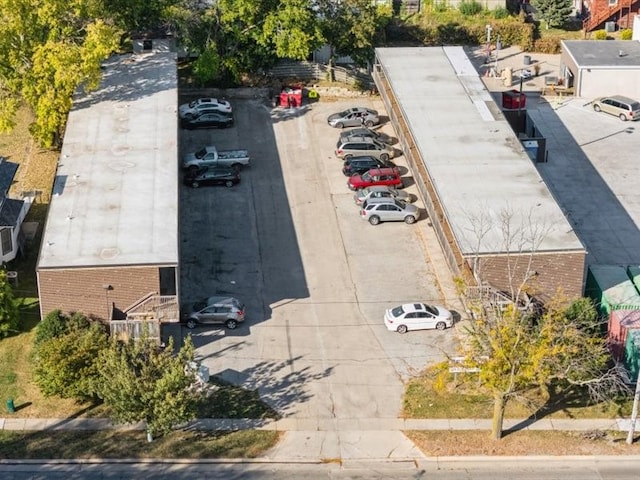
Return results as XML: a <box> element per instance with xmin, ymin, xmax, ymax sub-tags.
<box><xmin>523</xmin><ymin>54</ymin><xmax>531</xmax><ymax>66</ymax></box>
<box><xmin>502</xmin><ymin>90</ymin><xmax>527</xmax><ymax>110</ymax></box>
<box><xmin>6</xmin><ymin>398</ymin><xmax>15</xmax><ymax>414</ymax></box>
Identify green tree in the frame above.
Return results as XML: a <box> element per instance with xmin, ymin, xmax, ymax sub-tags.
<box><xmin>0</xmin><ymin>270</ymin><xmax>18</xmax><ymax>338</ymax></box>
<box><xmin>462</xmin><ymin>295</ymin><xmax>626</xmax><ymax>440</ymax></box>
<box><xmin>32</xmin><ymin>320</ymin><xmax>109</xmax><ymax>401</ymax></box>
<box><xmin>315</xmin><ymin>0</ymin><xmax>391</xmax><ymax>68</ymax></box>
<box><xmin>35</xmin><ymin>310</ymin><xmax>89</xmax><ymax>344</ymax></box>
<box><xmin>531</xmin><ymin>0</ymin><xmax>573</xmax><ymax>29</ymax></box>
<box><xmin>0</xmin><ymin>1</ymin><xmax>120</xmax><ymax>146</ymax></box>
<box><xmin>98</xmin><ymin>334</ymin><xmax>201</xmax><ymax>441</ymax></box>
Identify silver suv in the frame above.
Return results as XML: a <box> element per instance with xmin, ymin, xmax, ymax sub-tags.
<box><xmin>183</xmin><ymin>296</ymin><xmax>245</xmax><ymax>329</ymax></box>
<box><xmin>335</xmin><ymin>136</ymin><xmax>395</xmax><ymax>161</ymax></box>
<box><xmin>592</xmin><ymin>95</ymin><xmax>640</xmax><ymax>121</ymax></box>
<box><xmin>360</xmin><ymin>197</ymin><xmax>419</xmax><ymax>225</ymax></box>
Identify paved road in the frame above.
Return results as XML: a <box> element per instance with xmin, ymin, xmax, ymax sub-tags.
<box><xmin>2</xmin><ymin>457</ymin><xmax>640</xmax><ymax>479</ymax></box>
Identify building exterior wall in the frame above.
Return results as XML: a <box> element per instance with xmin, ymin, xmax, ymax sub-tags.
<box><xmin>38</xmin><ymin>266</ymin><xmax>161</xmax><ymax>321</ymax></box>
<box><xmin>577</xmin><ymin>68</ymin><xmax>640</xmax><ymax>99</ymax></box>
<box><xmin>473</xmin><ymin>251</ymin><xmax>586</xmax><ymax>302</ymax></box>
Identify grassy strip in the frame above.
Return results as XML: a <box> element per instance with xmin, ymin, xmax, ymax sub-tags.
<box><xmin>403</xmin><ymin>373</ymin><xmax>633</xmax><ymax>420</ymax></box>
<box><xmin>406</xmin><ymin>430</ymin><xmax>638</xmax><ymax>456</ymax></box>
<box><xmin>0</xmin><ymin>430</ymin><xmax>280</xmax><ymax>459</ymax></box>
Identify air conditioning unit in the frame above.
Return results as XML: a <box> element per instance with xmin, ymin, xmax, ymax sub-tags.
<box><xmin>605</xmin><ymin>21</ymin><xmax>616</xmax><ymax>32</ymax></box>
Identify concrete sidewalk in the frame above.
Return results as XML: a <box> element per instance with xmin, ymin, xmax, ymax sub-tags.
<box><xmin>1</xmin><ymin>416</ymin><xmax>634</xmax><ymax>432</ymax></box>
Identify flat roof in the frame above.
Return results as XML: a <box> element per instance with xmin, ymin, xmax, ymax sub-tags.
<box><xmin>375</xmin><ymin>46</ymin><xmax>583</xmax><ymax>255</ymax></box>
<box><xmin>562</xmin><ymin>40</ymin><xmax>640</xmax><ymax>68</ymax></box>
<box><xmin>38</xmin><ymin>52</ymin><xmax>179</xmax><ymax>269</ymax></box>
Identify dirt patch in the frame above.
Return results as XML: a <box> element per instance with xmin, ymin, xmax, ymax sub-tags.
<box><xmin>407</xmin><ymin>430</ymin><xmax>640</xmax><ymax>456</ymax></box>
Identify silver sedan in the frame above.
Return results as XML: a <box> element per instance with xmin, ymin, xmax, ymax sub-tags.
<box><xmin>354</xmin><ymin>185</ymin><xmax>411</xmax><ymax>206</ymax></box>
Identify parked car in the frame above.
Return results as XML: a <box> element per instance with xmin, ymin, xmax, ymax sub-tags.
<box><xmin>384</xmin><ymin>303</ymin><xmax>453</xmax><ymax>333</ymax></box>
<box><xmin>340</xmin><ymin>127</ymin><xmax>393</xmax><ymax>145</ymax></box>
<box><xmin>342</xmin><ymin>156</ymin><xmax>394</xmax><ymax>176</ymax></box>
<box><xmin>180</xmin><ymin>111</ymin><xmax>234</xmax><ymax>130</ymax></box>
<box><xmin>347</xmin><ymin>167</ymin><xmax>403</xmax><ymax>191</ymax></box>
<box><xmin>353</xmin><ymin>185</ymin><xmax>410</xmax><ymax>206</ymax></box>
<box><xmin>183</xmin><ymin>166</ymin><xmax>240</xmax><ymax>188</ymax></box>
<box><xmin>592</xmin><ymin>95</ymin><xmax>640</xmax><ymax>121</ymax></box>
<box><xmin>360</xmin><ymin>197</ymin><xmax>418</xmax><ymax>225</ymax></box>
<box><xmin>179</xmin><ymin>97</ymin><xmax>232</xmax><ymax>119</ymax></box>
<box><xmin>183</xmin><ymin>146</ymin><xmax>250</xmax><ymax>172</ymax></box>
<box><xmin>327</xmin><ymin>107</ymin><xmax>379</xmax><ymax>128</ymax></box>
<box><xmin>182</xmin><ymin>296</ymin><xmax>245</xmax><ymax>329</ymax></box>
<box><xmin>335</xmin><ymin>136</ymin><xmax>395</xmax><ymax>161</ymax></box>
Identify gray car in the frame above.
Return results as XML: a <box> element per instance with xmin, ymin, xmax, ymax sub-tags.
<box><xmin>354</xmin><ymin>185</ymin><xmax>411</xmax><ymax>206</ymax></box>
<box><xmin>335</xmin><ymin>136</ymin><xmax>395</xmax><ymax>161</ymax></box>
<box><xmin>327</xmin><ymin>107</ymin><xmax>379</xmax><ymax>128</ymax></box>
<box><xmin>340</xmin><ymin>127</ymin><xmax>393</xmax><ymax>145</ymax></box>
<box><xmin>360</xmin><ymin>197</ymin><xmax>419</xmax><ymax>225</ymax></box>
<box><xmin>183</xmin><ymin>296</ymin><xmax>246</xmax><ymax>329</ymax></box>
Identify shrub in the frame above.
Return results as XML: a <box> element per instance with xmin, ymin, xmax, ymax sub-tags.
<box><xmin>594</xmin><ymin>29</ymin><xmax>607</xmax><ymax>40</ymax></box>
<box><xmin>492</xmin><ymin>7</ymin><xmax>510</xmax><ymax>19</ymax></box>
<box><xmin>458</xmin><ymin>0</ymin><xmax>482</xmax><ymax>16</ymax></box>
<box><xmin>621</xmin><ymin>29</ymin><xmax>633</xmax><ymax>40</ymax></box>
<box><xmin>532</xmin><ymin>36</ymin><xmax>562</xmax><ymax>54</ymax></box>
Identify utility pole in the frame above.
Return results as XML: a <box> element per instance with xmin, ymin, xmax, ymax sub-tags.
<box><xmin>627</xmin><ymin>377</ymin><xmax>640</xmax><ymax>444</ymax></box>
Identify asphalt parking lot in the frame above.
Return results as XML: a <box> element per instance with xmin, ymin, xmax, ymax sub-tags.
<box><xmin>175</xmin><ymin>96</ymin><xmax>458</xmax><ymax>421</ymax></box>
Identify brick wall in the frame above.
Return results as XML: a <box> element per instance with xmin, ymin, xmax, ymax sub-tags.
<box><xmin>37</xmin><ymin>266</ymin><xmax>161</xmax><ymax>321</ymax></box>
<box><xmin>473</xmin><ymin>251</ymin><xmax>586</xmax><ymax>303</ymax></box>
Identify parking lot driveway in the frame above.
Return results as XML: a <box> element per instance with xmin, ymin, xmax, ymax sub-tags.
<box><xmin>179</xmin><ymin>97</ymin><xmax>457</xmax><ymax>422</ymax></box>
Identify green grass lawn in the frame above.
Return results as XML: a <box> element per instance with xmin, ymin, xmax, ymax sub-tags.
<box><xmin>0</xmin><ymin>430</ymin><xmax>280</xmax><ymax>459</ymax></box>
<box><xmin>403</xmin><ymin>371</ymin><xmax>633</xmax><ymax>420</ymax></box>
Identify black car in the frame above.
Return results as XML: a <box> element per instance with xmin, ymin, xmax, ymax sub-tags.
<box><xmin>180</xmin><ymin>111</ymin><xmax>234</xmax><ymax>130</ymax></box>
<box><xmin>183</xmin><ymin>167</ymin><xmax>240</xmax><ymax>188</ymax></box>
<box><xmin>342</xmin><ymin>155</ymin><xmax>394</xmax><ymax>177</ymax></box>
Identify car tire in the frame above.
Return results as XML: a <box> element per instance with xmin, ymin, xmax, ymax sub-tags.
<box><xmin>188</xmin><ymin>166</ymin><xmax>198</xmax><ymax>174</ymax></box>
<box><xmin>344</xmin><ymin>154</ymin><xmax>352</xmax><ymax>161</ymax></box>
<box><xmin>225</xmin><ymin>319</ymin><xmax>238</xmax><ymax>329</ymax></box>
<box><xmin>619</xmin><ymin>113</ymin><xmax>628</xmax><ymax>121</ymax></box>
<box><xmin>191</xmin><ymin>181</ymin><xmax>200</xmax><ymax>188</ymax></box>
<box><xmin>335</xmin><ymin>122</ymin><xmax>344</xmax><ymax>129</ymax></box>
<box><xmin>379</xmin><ymin>153</ymin><xmax>389</xmax><ymax>162</ymax></box>
<box><xmin>232</xmin><ymin>163</ymin><xmax>242</xmax><ymax>171</ymax></box>
<box><xmin>397</xmin><ymin>324</ymin><xmax>408</xmax><ymax>334</ymax></box>
<box><xmin>435</xmin><ymin>321</ymin><xmax>447</xmax><ymax>330</ymax></box>
<box><xmin>225</xmin><ymin>180</ymin><xmax>234</xmax><ymax>188</ymax></box>
<box><xmin>364</xmin><ymin>120</ymin><xmax>374</xmax><ymax>127</ymax></box>
<box><xmin>186</xmin><ymin>319</ymin><xmax>197</xmax><ymax>329</ymax></box>
<box><xmin>593</xmin><ymin>104</ymin><xmax>601</xmax><ymax>112</ymax></box>
<box><xmin>369</xmin><ymin>215</ymin><xmax>381</xmax><ymax>226</ymax></box>
<box><xmin>404</xmin><ymin>215</ymin><xmax>416</xmax><ymax>224</ymax></box>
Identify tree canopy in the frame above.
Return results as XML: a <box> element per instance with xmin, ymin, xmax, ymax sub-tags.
<box><xmin>98</xmin><ymin>334</ymin><xmax>202</xmax><ymax>441</ymax></box>
<box><xmin>462</xmin><ymin>295</ymin><xmax>627</xmax><ymax>439</ymax></box>
<box><xmin>531</xmin><ymin>0</ymin><xmax>573</xmax><ymax>29</ymax></box>
<box><xmin>0</xmin><ymin>270</ymin><xmax>19</xmax><ymax>338</ymax></box>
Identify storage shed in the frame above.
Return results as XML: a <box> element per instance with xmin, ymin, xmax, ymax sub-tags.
<box><xmin>585</xmin><ymin>264</ymin><xmax>640</xmax><ymax>316</ymax></box>
<box><xmin>373</xmin><ymin>47</ymin><xmax>586</xmax><ymax>302</ymax></box>
<box><xmin>36</xmin><ymin>51</ymin><xmax>180</xmax><ymax>333</ymax></box>
<box><xmin>560</xmin><ymin>40</ymin><xmax>640</xmax><ymax>99</ymax></box>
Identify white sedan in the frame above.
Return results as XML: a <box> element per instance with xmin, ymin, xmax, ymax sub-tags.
<box><xmin>384</xmin><ymin>303</ymin><xmax>453</xmax><ymax>333</ymax></box>
<box><xmin>178</xmin><ymin>98</ymin><xmax>232</xmax><ymax>119</ymax></box>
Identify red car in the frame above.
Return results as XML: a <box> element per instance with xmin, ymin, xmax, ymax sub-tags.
<box><xmin>347</xmin><ymin>167</ymin><xmax>403</xmax><ymax>191</ymax></box>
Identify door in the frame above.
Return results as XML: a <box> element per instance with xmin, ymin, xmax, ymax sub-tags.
<box><xmin>415</xmin><ymin>311</ymin><xmax>437</xmax><ymax>330</ymax></box>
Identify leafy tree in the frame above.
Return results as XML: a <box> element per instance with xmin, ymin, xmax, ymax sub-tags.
<box><xmin>98</xmin><ymin>334</ymin><xmax>201</xmax><ymax>441</ymax></box>
<box><xmin>315</xmin><ymin>0</ymin><xmax>391</xmax><ymax>68</ymax></box>
<box><xmin>0</xmin><ymin>270</ymin><xmax>18</xmax><ymax>338</ymax></box>
<box><xmin>462</xmin><ymin>295</ymin><xmax>627</xmax><ymax>439</ymax></box>
<box><xmin>32</xmin><ymin>321</ymin><xmax>109</xmax><ymax>401</ymax></box>
<box><xmin>531</xmin><ymin>0</ymin><xmax>573</xmax><ymax>29</ymax></box>
<box><xmin>0</xmin><ymin>1</ymin><xmax>120</xmax><ymax>146</ymax></box>
<box><xmin>35</xmin><ymin>310</ymin><xmax>89</xmax><ymax>344</ymax></box>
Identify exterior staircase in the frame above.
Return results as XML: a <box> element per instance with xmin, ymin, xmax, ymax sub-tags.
<box><xmin>583</xmin><ymin>0</ymin><xmax>633</xmax><ymax>32</ymax></box>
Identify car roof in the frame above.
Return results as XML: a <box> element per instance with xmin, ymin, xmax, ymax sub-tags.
<box><xmin>366</xmin><ymin>167</ymin><xmax>398</xmax><ymax>175</ymax></box>
<box><xmin>205</xmin><ymin>296</ymin><xmax>241</xmax><ymax>306</ymax></box>
<box><xmin>400</xmin><ymin>303</ymin><xmax>430</xmax><ymax>313</ymax></box>
<box><xmin>346</xmin><ymin>155</ymin><xmax>378</xmax><ymax>163</ymax></box>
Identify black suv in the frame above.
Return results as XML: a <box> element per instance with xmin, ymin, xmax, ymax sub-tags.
<box><xmin>342</xmin><ymin>155</ymin><xmax>394</xmax><ymax>176</ymax></box>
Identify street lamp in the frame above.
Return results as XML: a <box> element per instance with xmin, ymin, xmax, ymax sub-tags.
<box><xmin>485</xmin><ymin>25</ymin><xmax>492</xmax><ymax>64</ymax></box>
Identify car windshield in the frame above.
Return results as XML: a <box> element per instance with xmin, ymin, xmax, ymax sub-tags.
<box><xmin>194</xmin><ymin>148</ymin><xmax>207</xmax><ymax>159</ymax></box>
<box><xmin>391</xmin><ymin>306</ymin><xmax>405</xmax><ymax>317</ymax></box>
<box><xmin>188</xmin><ymin>100</ymin><xmax>197</xmax><ymax>108</ymax></box>
<box><xmin>361</xmin><ymin>172</ymin><xmax>371</xmax><ymax>181</ymax></box>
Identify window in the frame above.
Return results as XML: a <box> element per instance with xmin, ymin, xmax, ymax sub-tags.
<box><xmin>0</xmin><ymin>228</ymin><xmax>12</xmax><ymax>255</ymax></box>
